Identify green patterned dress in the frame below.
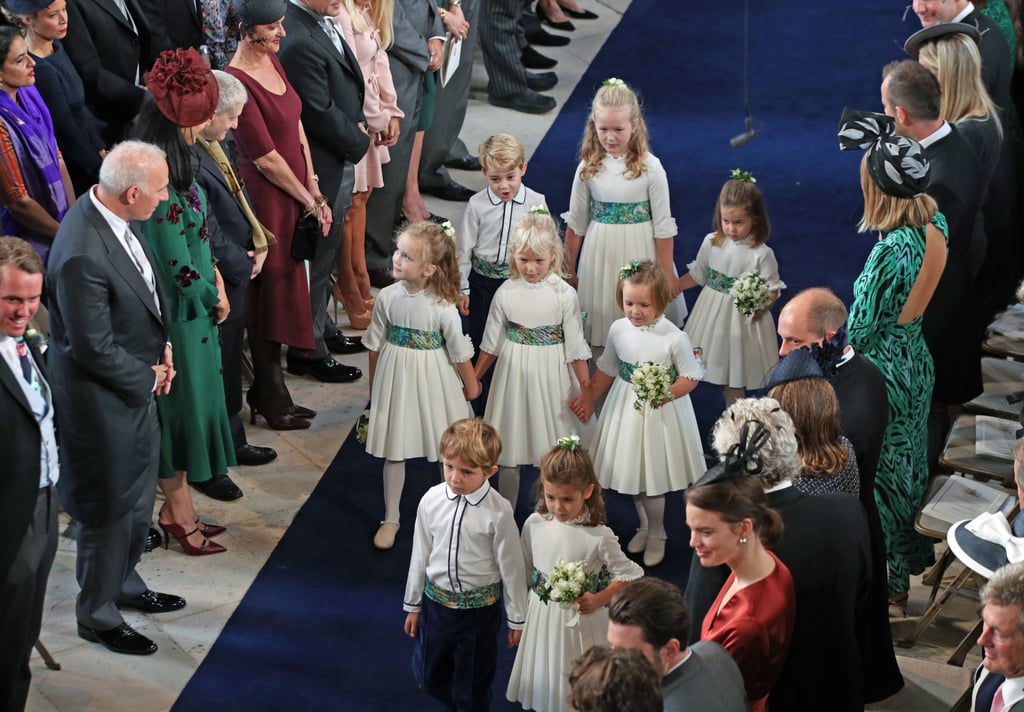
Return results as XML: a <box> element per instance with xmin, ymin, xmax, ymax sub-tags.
<box><xmin>848</xmin><ymin>212</ymin><xmax>948</xmax><ymax>596</ymax></box>
<box><xmin>141</xmin><ymin>181</ymin><xmax>236</xmax><ymax>482</ymax></box>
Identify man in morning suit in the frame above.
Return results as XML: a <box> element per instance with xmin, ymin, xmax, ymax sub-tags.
<box><xmin>0</xmin><ymin>238</ymin><xmax>59</xmax><ymax>711</ymax></box>
<box><xmin>46</xmin><ymin>141</ymin><xmax>186</xmax><ymax>656</ymax></box>
<box><xmin>607</xmin><ymin>578</ymin><xmax>746</xmax><ymax>712</ymax></box>
<box><xmin>973</xmin><ymin>561</ymin><xmax>1024</xmax><ymax>711</ymax></box>
<box><xmin>278</xmin><ymin>0</ymin><xmax>370</xmax><ymax>382</ymax></box>
<box><xmin>63</xmin><ymin>0</ymin><xmax>169</xmax><ymax>144</ymax></box>
<box><xmin>193</xmin><ymin>69</ymin><xmax>278</xmax><ymax>492</ymax></box>
<box><xmin>776</xmin><ymin>287</ymin><xmax>903</xmax><ymax>702</ymax></box>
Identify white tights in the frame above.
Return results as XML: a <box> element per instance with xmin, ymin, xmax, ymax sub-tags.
<box><xmin>382</xmin><ymin>459</ymin><xmax>406</xmax><ymax>524</ymax></box>
<box><xmin>634</xmin><ymin>494</ymin><xmax>666</xmax><ymax>538</ymax></box>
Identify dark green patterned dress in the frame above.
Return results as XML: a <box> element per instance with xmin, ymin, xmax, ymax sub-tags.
<box><xmin>848</xmin><ymin>212</ymin><xmax>948</xmax><ymax>596</ymax></box>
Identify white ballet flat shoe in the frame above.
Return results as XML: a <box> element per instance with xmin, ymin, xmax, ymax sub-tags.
<box><xmin>373</xmin><ymin>521</ymin><xmax>400</xmax><ymax>550</ymax></box>
<box><xmin>626</xmin><ymin>529</ymin><xmax>648</xmax><ymax>554</ymax></box>
<box><xmin>643</xmin><ymin>536</ymin><xmax>667</xmax><ymax>567</ymax></box>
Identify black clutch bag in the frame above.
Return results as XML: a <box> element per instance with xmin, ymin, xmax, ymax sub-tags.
<box><xmin>291</xmin><ymin>213</ymin><xmax>320</xmax><ymax>261</ymax></box>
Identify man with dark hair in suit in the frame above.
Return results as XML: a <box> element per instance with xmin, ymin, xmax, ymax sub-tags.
<box><xmin>278</xmin><ymin>0</ymin><xmax>370</xmax><ymax>382</ymax></box>
<box><xmin>0</xmin><ymin>237</ymin><xmax>58</xmax><ymax>712</ymax></box>
<box><xmin>62</xmin><ymin>0</ymin><xmax>169</xmax><ymax>144</ymax></box>
<box><xmin>46</xmin><ymin>141</ymin><xmax>186</xmax><ymax>657</ymax></box>
<box><xmin>193</xmin><ymin>69</ymin><xmax>278</xmax><ymax>493</ymax></box>
<box><xmin>776</xmin><ymin>287</ymin><xmax>903</xmax><ymax>702</ymax></box>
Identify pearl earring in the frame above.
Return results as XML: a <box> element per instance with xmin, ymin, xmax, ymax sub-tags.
<box><xmin>739</xmin><ymin>537</ymin><xmax>748</xmax><ymax>544</ymax></box>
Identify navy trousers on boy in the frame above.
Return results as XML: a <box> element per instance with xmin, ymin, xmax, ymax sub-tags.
<box><xmin>413</xmin><ymin>597</ymin><xmax>501</xmax><ymax>711</ymax></box>
<box><xmin>466</xmin><ymin>270</ymin><xmax>506</xmax><ymax>417</ymax></box>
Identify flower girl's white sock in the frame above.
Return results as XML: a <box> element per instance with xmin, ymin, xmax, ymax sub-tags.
<box><xmin>641</xmin><ymin>495</ymin><xmax>667</xmax><ymax>539</ymax></box>
<box><xmin>498</xmin><ymin>466</ymin><xmax>520</xmax><ymax>511</ymax></box>
<box><xmin>633</xmin><ymin>496</ymin><xmax>649</xmax><ymax>531</ymax></box>
<box><xmin>382</xmin><ymin>459</ymin><xmax>406</xmax><ymax>524</ymax></box>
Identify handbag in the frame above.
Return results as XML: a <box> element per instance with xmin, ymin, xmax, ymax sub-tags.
<box><xmin>291</xmin><ymin>212</ymin><xmax>320</xmax><ymax>261</ymax></box>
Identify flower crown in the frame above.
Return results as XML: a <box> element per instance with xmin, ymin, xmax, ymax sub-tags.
<box><xmin>603</xmin><ymin>77</ymin><xmax>626</xmax><ymax>88</ymax></box>
<box><xmin>730</xmin><ymin>168</ymin><xmax>757</xmax><ymax>183</ymax></box>
<box><xmin>440</xmin><ymin>220</ymin><xmax>456</xmax><ymax>241</ymax></box>
<box><xmin>556</xmin><ymin>435</ymin><xmax>581</xmax><ymax>452</ymax></box>
<box><xmin>618</xmin><ymin>260</ymin><xmax>641</xmax><ymax>281</ymax></box>
<box><xmin>527</xmin><ymin>204</ymin><xmax>550</xmax><ymax>215</ymax></box>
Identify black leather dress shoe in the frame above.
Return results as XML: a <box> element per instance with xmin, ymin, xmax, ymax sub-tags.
<box><xmin>521</xmin><ymin>46</ymin><xmax>557</xmax><ymax>69</ymax></box>
<box><xmin>144</xmin><ymin>527</ymin><xmax>162</xmax><ymax>553</ymax></box>
<box><xmin>368</xmin><ymin>268</ymin><xmax>394</xmax><ymax>289</ymax></box>
<box><xmin>117</xmin><ymin>590</ymin><xmax>187</xmax><ymax>614</ymax></box>
<box><xmin>235</xmin><ymin>443</ymin><xmax>278</xmax><ymax>466</ymax></box>
<box><xmin>286</xmin><ymin>354</ymin><xmax>362</xmax><ymax>383</ymax></box>
<box><xmin>443</xmin><ymin>154</ymin><xmax>482</xmax><ymax>172</ymax></box>
<box><xmin>78</xmin><ymin>622</ymin><xmax>158</xmax><ymax>655</ymax></box>
<box><xmin>420</xmin><ymin>177</ymin><xmax>475</xmax><ymax>202</ymax></box>
<box><xmin>325</xmin><ymin>333</ymin><xmax>366</xmax><ymax>355</ymax></box>
<box><xmin>191</xmin><ymin>474</ymin><xmax>244</xmax><ymax>501</ymax></box>
<box><xmin>525</xmin><ymin>27</ymin><xmax>570</xmax><ymax>46</ymax></box>
<box><xmin>526</xmin><ymin>71</ymin><xmax>558</xmax><ymax>92</ymax></box>
<box><xmin>488</xmin><ymin>90</ymin><xmax>557</xmax><ymax>114</ymax></box>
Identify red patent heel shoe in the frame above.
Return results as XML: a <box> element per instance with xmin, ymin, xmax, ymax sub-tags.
<box><xmin>196</xmin><ymin>517</ymin><xmax>226</xmax><ymax>538</ymax></box>
<box><xmin>158</xmin><ymin>521</ymin><xmax>227</xmax><ymax>556</ymax></box>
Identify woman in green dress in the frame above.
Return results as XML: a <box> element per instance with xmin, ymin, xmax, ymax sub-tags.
<box><xmin>839</xmin><ymin>109</ymin><xmax>948</xmax><ymax>611</ymax></box>
<box><xmin>136</xmin><ymin>48</ymin><xmax>235</xmax><ymax>555</ymax></box>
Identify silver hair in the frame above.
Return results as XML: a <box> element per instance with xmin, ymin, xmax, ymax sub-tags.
<box><xmin>982</xmin><ymin>561</ymin><xmax>1024</xmax><ymax>633</ymax></box>
<box><xmin>711</xmin><ymin>397</ymin><xmax>802</xmax><ymax>487</ymax></box>
<box><xmin>212</xmin><ymin>70</ymin><xmax>248</xmax><ymax>114</ymax></box>
<box><xmin>99</xmin><ymin>141</ymin><xmax>167</xmax><ymax>195</ymax></box>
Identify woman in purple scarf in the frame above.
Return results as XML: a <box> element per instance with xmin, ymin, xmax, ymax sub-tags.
<box><xmin>0</xmin><ymin>25</ymin><xmax>73</xmax><ymax>264</ymax></box>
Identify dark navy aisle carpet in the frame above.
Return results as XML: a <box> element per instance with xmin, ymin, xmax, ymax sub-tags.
<box><xmin>176</xmin><ymin>1</ymin><xmax>919</xmax><ymax>709</ymax></box>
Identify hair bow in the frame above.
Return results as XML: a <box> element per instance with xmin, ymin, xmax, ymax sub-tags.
<box><xmin>837</xmin><ymin>107</ymin><xmax>929</xmax><ymax>198</ymax></box>
<box><xmin>694</xmin><ymin>420</ymin><xmax>771</xmax><ymax>487</ymax></box>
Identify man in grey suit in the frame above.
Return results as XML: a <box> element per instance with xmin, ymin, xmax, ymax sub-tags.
<box><xmin>278</xmin><ymin>0</ymin><xmax>370</xmax><ymax>382</ymax></box>
<box><xmin>0</xmin><ymin>238</ymin><xmax>59</xmax><ymax>711</ymax></box>
<box><xmin>46</xmin><ymin>141</ymin><xmax>185</xmax><ymax>656</ymax></box>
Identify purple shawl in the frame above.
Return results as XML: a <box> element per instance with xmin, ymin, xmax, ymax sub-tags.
<box><xmin>0</xmin><ymin>85</ymin><xmax>69</xmax><ymax>263</ymax></box>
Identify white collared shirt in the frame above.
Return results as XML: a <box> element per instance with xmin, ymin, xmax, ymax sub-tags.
<box><xmin>952</xmin><ymin>3</ymin><xmax>976</xmax><ymax>23</ymax></box>
<box><xmin>918</xmin><ymin>120</ymin><xmax>953</xmax><ymax>149</ymax></box>
<box><xmin>403</xmin><ymin>480</ymin><xmax>528</xmax><ymax>628</ymax></box>
<box><xmin>976</xmin><ymin>668</ymin><xmax>1024</xmax><ymax>711</ymax></box>
<box><xmin>457</xmin><ymin>185</ymin><xmax>547</xmax><ymax>292</ymax></box>
<box><xmin>0</xmin><ymin>334</ymin><xmax>59</xmax><ymax>487</ymax></box>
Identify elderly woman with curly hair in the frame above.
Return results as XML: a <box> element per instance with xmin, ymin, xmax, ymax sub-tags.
<box><xmin>684</xmin><ymin>397</ymin><xmax>877</xmax><ymax>710</ymax></box>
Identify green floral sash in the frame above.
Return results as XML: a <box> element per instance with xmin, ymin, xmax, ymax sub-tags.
<box><xmin>386</xmin><ymin>324</ymin><xmax>444</xmax><ymax>350</ymax></box>
<box><xmin>707</xmin><ymin>268</ymin><xmax>735</xmax><ymax>294</ymax></box>
<box><xmin>472</xmin><ymin>255</ymin><xmax>511</xmax><ymax>280</ymax></box>
<box><xmin>424</xmin><ymin>578</ymin><xmax>501</xmax><ymax>609</ymax></box>
<box><xmin>589</xmin><ymin>200</ymin><xmax>652</xmax><ymax>225</ymax></box>
<box><xmin>505</xmin><ymin>320</ymin><xmax>565</xmax><ymax>346</ymax></box>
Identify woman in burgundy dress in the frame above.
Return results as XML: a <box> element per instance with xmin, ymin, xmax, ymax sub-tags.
<box><xmin>685</xmin><ymin>421</ymin><xmax>796</xmax><ymax>712</ymax></box>
<box><xmin>226</xmin><ymin>0</ymin><xmax>331</xmax><ymax>429</ymax></box>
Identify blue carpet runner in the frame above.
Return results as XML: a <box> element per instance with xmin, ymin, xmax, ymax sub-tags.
<box><xmin>176</xmin><ymin>0</ymin><xmax>917</xmax><ymax>708</ymax></box>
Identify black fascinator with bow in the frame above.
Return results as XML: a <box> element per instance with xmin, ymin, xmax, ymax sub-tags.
<box><xmin>694</xmin><ymin>419</ymin><xmax>772</xmax><ymax>487</ymax></box>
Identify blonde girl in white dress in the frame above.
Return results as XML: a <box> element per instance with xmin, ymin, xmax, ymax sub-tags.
<box><xmin>678</xmin><ymin>174</ymin><xmax>784</xmax><ymax>406</ymax></box>
<box><xmin>585</xmin><ymin>260</ymin><xmax>706</xmax><ymax>567</ymax></box>
<box><xmin>506</xmin><ymin>439</ymin><xmax>643</xmax><ymax>712</ymax></box>
<box><xmin>365</xmin><ymin>221</ymin><xmax>479</xmax><ymax>550</ymax></box>
<box><xmin>474</xmin><ymin>210</ymin><xmax>594</xmax><ymax>512</ymax></box>
<box><xmin>562</xmin><ymin>78</ymin><xmax>686</xmax><ymax>346</ymax></box>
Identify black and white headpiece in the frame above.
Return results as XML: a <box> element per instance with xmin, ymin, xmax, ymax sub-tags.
<box><xmin>837</xmin><ymin>107</ymin><xmax>930</xmax><ymax>199</ymax></box>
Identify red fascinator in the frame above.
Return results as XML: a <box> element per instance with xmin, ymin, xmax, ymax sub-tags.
<box><xmin>144</xmin><ymin>48</ymin><xmax>219</xmax><ymax>128</ymax></box>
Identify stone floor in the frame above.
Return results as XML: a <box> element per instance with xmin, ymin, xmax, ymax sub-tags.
<box><xmin>25</xmin><ymin>1</ymin><xmax>985</xmax><ymax>708</ymax></box>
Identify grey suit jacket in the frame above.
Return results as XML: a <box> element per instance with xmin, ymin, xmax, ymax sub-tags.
<box><xmin>389</xmin><ymin>0</ymin><xmax>443</xmax><ymax>110</ymax></box>
<box><xmin>45</xmin><ymin>194</ymin><xmax>168</xmax><ymax>526</ymax></box>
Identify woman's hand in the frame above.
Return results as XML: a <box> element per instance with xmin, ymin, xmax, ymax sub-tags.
<box><xmin>427</xmin><ymin>38</ymin><xmax>444</xmax><ymax>71</ymax></box>
<box><xmin>442</xmin><ymin>5</ymin><xmax>469</xmax><ymax>40</ymax></box>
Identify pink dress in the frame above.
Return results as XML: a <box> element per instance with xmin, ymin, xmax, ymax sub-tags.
<box><xmin>334</xmin><ymin>8</ymin><xmax>404</xmax><ymax>193</ymax></box>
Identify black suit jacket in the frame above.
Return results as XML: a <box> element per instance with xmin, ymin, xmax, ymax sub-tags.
<box><xmin>0</xmin><ymin>340</ymin><xmax>49</xmax><ymax>582</ymax></box>
<box><xmin>63</xmin><ymin>0</ymin><xmax>169</xmax><ymax>142</ymax></box>
<box><xmin>685</xmin><ymin>486</ymin><xmax>871</xmax><ymax>710</ymax></box>
<box><xmin>45</xmin><ymin>195</ymin><xmax>169</xmax><ymax>526</ymax></box>
<box><xmin>278</xmin><ymin>4</ymin><xmax>371</xmax><ymax>201</ymax></box>
<box><xmin>138</xmin><ymin>0</ymin><xmax>204</xmax><ymax>52</ymax></box>
<box><xmin>965</xmin><ymin>9</ymin><xmax>1013</xmax><ymax>112</ymax></box>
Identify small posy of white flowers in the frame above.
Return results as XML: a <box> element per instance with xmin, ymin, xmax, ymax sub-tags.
<box><xmin>630</xmin><ymin>361</ymin><xmax>673</xmax><ymax>412</ymax></box>
<box><xmin>440</xmin><ymin>220</ymin><xmax>456</xmax><ymax>241</ymax></box>
<box><xmin>730</xmin><ymin>270</ymin><xmax>771</xmax><ymax>318</ymax></box>
<box><xmin>355</xmin><ymin>410</ymin><xmax>369</xmax><ymax>444</ymax></box>
<box><xmin>24</xmin><ymin>327</ymin><xmax>46</xmax><ymax>353</ymax></box>
<box><xmin>557</xmin><ymin>434</ymin><xmax>581</xmax><ymax>451</ymax></box>
<box><xmin>527</xmin><ymin>204</ymin><xmax>550</xmax><ymax>215</ymax></box>
<box><xmin>538</xmin><ymin>559</ymin><xmax>598</xmax><ymax>604</ymax></box>
<box><xmin>603</xmin><ymin>77</ymin><xmax>626</xmax><ymax>87</ymax></box>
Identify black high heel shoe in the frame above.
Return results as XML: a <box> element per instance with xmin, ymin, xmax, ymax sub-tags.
<box><xmin>560</xmin><ymin>3</ymin><xmax>598</xmax><ymax>19</ymax></box>
<box><xmin>246</xmin><ymin>390</ymin><xmax>312</xmax><ymax>430</ymax></box>
<box><xmin>535</xmin><ymin>3</ymin><xmax>574</xmax><ymax>31</ymax></box>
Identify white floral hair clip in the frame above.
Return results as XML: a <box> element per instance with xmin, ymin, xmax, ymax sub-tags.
<box><xmin>603</xmin><ymin>77</ymin><xmax>626</xmax><ymax>87</ymax></box>
<box><xmin>556</xmin><ymin>435</ymin><xmax>581</xmax><ymax>451</ymax></box>
<box><xmin>440</xmin><ymin>220</ymin><xmax>456</xmax><ymax>241</ymax></box>
<box><xmin>527</xmin><ymin>204</ymin><xmax>550</xmax><ymax>215</ymax></box>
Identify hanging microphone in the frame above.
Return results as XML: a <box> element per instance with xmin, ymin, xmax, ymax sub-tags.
<box><xmin>730</xmin><ymin>117</ymin><xmax>757</xmax><ymax>148</ymax></box>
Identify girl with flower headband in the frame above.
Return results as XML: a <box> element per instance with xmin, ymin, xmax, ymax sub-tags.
<box><xmin>563</xmin><ymin>78</ymin><xmax>687</xmax><ymax>346</ymax></box>
<box><xmin>506</xmin><ymin>437</ymin><xmax>643</xmax><ymax>712</ymax></box>
<box><xmin>474</xmin><ymin>211</ymin><xmax>594</xmax><ymax>512</ymax></box>
<box><xmin>582</xmin><ymin>259</ymin><xmax>704</xmax><ymax>567</ymax></box>
<box><xmin>838</xmin><ymin>107</ymin><xmax>947</xmax><ymax>610</ymax></box>
<box><xmin>678</xmin><ymin>170</ymin><xmax>785</xmax><ymax>407</ymax></box>
<box><xmin>364</xmin><ymin>220</ymin><xmax>479</xmax><ymax>550</ymax></box>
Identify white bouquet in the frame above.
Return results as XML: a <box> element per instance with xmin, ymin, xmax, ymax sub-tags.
<box><xmin>730</xmin><ymin>270</ymin><xmax>771</xmax><ymax>318</ymax></box>
<box><xmin>537</xmin><ymin>559</ymin><xmax>593</xmax><ymax>605</ymax></box>
<box><xmin>630</xmin><ymin>361</ymin><xmax>673</xmax><ymax>412</ymax></box>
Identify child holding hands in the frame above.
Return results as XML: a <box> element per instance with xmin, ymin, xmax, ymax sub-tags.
<box><xmin>403</xmin><ymin>419</ymin><xmax>527</xmax><ymax>711</ymax></box>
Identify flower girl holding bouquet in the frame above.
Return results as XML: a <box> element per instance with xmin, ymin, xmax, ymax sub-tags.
<box><xmin>582</xmin><ymin>260</ymin><xmax>706</xmax><ymax>567</ymax></box>
<box><xmin>506</xmin><ymin>438</ymin><xmax>643</xmax><ymax>712</ymax></box>
<box><xmin>678</xmin><ymin>171</ymin><xmax>785</xmax><ymax>406</ymax></box>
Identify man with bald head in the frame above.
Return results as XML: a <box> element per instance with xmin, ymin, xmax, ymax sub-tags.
<box><xmin>776</xmin><ymin>287</ymin><xmax>902</xmax><ymax>702</ymax></box>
